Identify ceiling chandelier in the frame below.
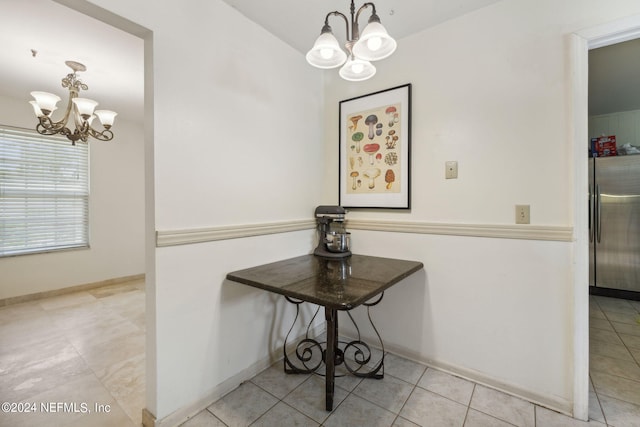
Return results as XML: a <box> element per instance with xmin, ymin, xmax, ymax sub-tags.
<box><xmin>306</xmin><ymin>0</ymin><xmax>397</xmax><ymax>82</ymax></box>
<box><xmin>29</xmin><ymin>60</ymin><xmax>117</xmax><ymax>145</ymax></box>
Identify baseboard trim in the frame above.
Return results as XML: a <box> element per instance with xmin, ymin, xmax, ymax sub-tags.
<box><xmin>0</xmin><ymin>274</ymin><xmax>145</xmax><ymax>307</ymax></box>
<box><xmin>143</xmin><ymin>324</ymin><xmax>324</xmax><ymax>427</ymax></box>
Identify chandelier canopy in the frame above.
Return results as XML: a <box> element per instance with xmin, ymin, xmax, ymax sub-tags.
<box><xmin>29</xmin><ymin>61</ymin><xmax>117</xmax><ymax>145</ymax></box>
<box><xmin>306</xmin><ymin>1</ymin><xmax>397</xmax><ymax>82</ymax></box>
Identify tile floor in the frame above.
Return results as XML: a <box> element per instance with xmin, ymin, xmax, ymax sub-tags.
<box><xmin>1</xmin><ymin>283</ymin><xmax>639</xmax><ymax>427</ymax></box>
<box><xmin>0</xmin><ymin>279</ymin><xmax>145</xmax><ymax>427</ymax></box>
<box><xmin>186</xmin><ymin>294</ymin><xmax>640</xmax><ymax>427</ymax></box>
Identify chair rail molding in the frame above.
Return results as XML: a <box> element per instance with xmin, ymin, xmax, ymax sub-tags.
<box><xmin>156</xmin><ymin>218</ymin><xmax>572</xmax><ymax>247</ymax></box>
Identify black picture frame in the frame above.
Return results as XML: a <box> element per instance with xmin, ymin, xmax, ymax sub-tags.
<box><xmin>339</xmin><ymin>84</ymin><xmax>411</xmax><ymax>209</ymax></box>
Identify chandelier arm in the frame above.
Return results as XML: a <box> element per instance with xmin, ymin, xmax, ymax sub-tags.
<box><xmin>87</xmin><ymin>126</ymin><xmax>114</xmax><ymax>141</ymax></box>
<box><xmin>353</xmin><ymin>2</ymin><xmax>376</xmax><ymax>40</ymax></box>
<box><xmin>36</xmin><ymin>116</ymin><xmax>67</xmax><ymax>134</ymax></box>
<box><xmin>325</xmin><ymin>11</ymin><xmax>351</xmax><ymax>43</ymax></box>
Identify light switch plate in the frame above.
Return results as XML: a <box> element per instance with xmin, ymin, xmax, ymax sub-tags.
<box><xmin>515</xmin><ymin>205</ymin><xmax>530</xmax><ymax>224</ymax></box>
<box><xmin>445</xmin><ymin>161</ymin><xmax>458</xmax><ymax>179</ymax></box>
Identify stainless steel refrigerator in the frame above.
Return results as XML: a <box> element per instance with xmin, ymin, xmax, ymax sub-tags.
<box><xmin>589</xmin><ymin>154</ymin><xmax>640</xmax><ymax>298</ymax></box>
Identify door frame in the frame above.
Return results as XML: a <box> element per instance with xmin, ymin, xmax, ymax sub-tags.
<box><xmin>571</xmin><ymin>16</ymin><xmax>640</xmax><ymax>420</ymax></box>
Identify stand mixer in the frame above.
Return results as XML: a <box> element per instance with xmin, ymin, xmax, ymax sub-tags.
<box><xmin>313</xmin><ymin>205</ymin><xmax>352</xmax><ymax>259</ymax></box>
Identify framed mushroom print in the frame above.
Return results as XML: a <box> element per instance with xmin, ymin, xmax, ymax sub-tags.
<box><xmin>339</xmin><ymin>83</ymin><xmax>411</xmax><ymax>209</ymax></box>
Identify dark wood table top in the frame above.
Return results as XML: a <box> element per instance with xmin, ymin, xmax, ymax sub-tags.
<box><xmin>226</xmin><ymin>254</ymin><xmax>423</xmax><ymax>310</ymax></box>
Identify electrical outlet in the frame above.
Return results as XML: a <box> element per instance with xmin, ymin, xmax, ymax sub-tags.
<box><xmin>445</xmin><ymin>161</ymin><xmax>458</xmax><ymax>179</ymax></box>
<box><xmin>515</xmin><ymin>205</ymin><xmax>530</xmax><ymax>224</ymax></box>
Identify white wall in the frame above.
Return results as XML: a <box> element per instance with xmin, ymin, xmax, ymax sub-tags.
<box><xmin>0</xmin><ymin>93</ymin><xmax>145</xmax><ymax>299</ymax></box>
<box><xmin>322</xmin><ymin>0</ymin><xmax>640</xmax><ymax>416</ymax></box>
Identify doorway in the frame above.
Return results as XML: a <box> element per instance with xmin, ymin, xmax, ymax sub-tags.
<box><xmin>572</xmin><ymin>17</ymin><xmax>640</xmax><ymax>421</ymax></box>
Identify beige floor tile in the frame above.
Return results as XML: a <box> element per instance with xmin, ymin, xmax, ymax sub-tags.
<box><xmin>251</xmin><ymin>401</ymin><xmax>319</xmax><ymax>427</ymax></box>
<box><xmin>463</xmin><ymin>408</ymin><xmax>514</xmax><ymax>426</ymax></box>
<box><xmin>612</xmin><ymin>321</ymin><xmax>640</xmax><ymax>337</ymax></box>
<box><xmin>590</xmin><ymin>328</ymin><xmax>625</xmax><ymax>346</ymax></box>
<box><xmin>383</xmin><ymin>352</ymin><xmax>427</xmax><ymax>385</ymax></box>
<box><xmin>250</xmin><ymin>364</ymin><xmax>310</xmax><ymax>399</ymax></box>
<box><xmin>353</xmin><ymin>374</ymin><xmax>413</xmax><ymax>414</ymax></box>
<box><xmin>207</xmin><ymin>381</ymin><xmax>279</xmax><ymax>427</ymax></box>
<box><xmin>469</xmin><ymin>385</ymin><xmax>534</xmax><ymax>427</ymax></box>
<box><xmin>282</xmin><ymin>375</ymin><xmax>349</xmax><ymax>423</ymax></box>
<box><xmin>590</xmin><ymin>305</ymin><xmax>607</xmax><ymax>320</ymax></box>
<box><xmin>180</xmin><ymin>410</ymin><xmax>227</xmax><ymax>427</ymax></box>
<box><xmin>324</xmin><ymin>394</ymin><xmax>396</xmax><ymax>427</ymax></box>
<box><xmin>418</xmin><ymin>368</ymin><xmax>475</xmax><ymax>406</ymax></box>
<box><xmin>590</xmin><ymin>353</ymin><xmax>640</xmax><ymax>381</ymax></box>
<box><xmin>619</xmin><ymin>333</ymin><xmax>640</xmax><ymax>350</ymax></box>
<box><xmin>591</xmin><ymin>370</ymin><xmax>640</xmax><ymax>406</ymax></box>
<box><xmin>400</xmin><ymin>386</ymin><xmax>468</xmax><ymax>426</ymax></box>
<box><xmin>590</xmin><ymin>339</ymin><xmax>635</xmax><ymax>362</ymax></box>
<box><xmin>0</xmin><ymin>349</ymin><xmax>91</xmax><ymax>403</ymax></box>
<box><xmin>588</xmin><ymin>387</ymin><xmax>606</xmax><ymax>423</ymax></box>
<box><xmin>99</xmin><ymin>353</ymin><xmax>145</xmax><ymax>425</ymax></box>
<box><xmin>392</xmin><ymin>416</ymin><xmax>420</xmax><ymax>427</ymax></box>
<box><xmin>599</xmin><ymin>395</ymin><xmax>640</xmax><ymax>427</ymax></box>
<box><xmin>590</xmin><ymin>317</ymin><xmax>615</xmax><ymax>331</ymax></box>
<box><xmin>536</xmin><ymin>406</ymin><xmax>600</xmax><ymax>426</ymax></box>
<box><xmin>604</xmin><ymin>310</ymin><xmax>640</xmax><ymax>326</ymax></box>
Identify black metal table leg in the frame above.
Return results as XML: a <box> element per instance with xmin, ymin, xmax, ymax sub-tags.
<box><xmin>324</xmin><ymin>307</ymin><xmax>338</xmax><ymax>411</ymax></box>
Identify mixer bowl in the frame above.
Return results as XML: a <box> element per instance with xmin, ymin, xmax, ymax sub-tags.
<box><xmin>325</xmin><ymin>231</ymin><xmax>351</xmax><ymax>253</ymax></box>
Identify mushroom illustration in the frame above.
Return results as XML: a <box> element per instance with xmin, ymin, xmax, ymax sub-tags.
<box><xmin>349</xmin><ymin>115</ymin><xmax>363</xmax><ymax>131</ymax></box>
<box><xmin>365</xmin><ymin>115</ymin><xmax>378</xmax><ymax>140</ymax></box>
<box><xmin>385</xmin><ymin>169</ymin><xmax>395</xmax><ymax>189</ymax></box>
<box><xmin>376</xmin><ymin>153</ymin><xmax>382</xmax><ymax>163</ymax></box>
<box><xmin>385</xmin><ymin>106</ymin><xmax>397</xmax><ymax>126</ymax></box>
<box><xmin>363</xmin><ymin>143</ymin><xmax>380</xmax><ymax>165</ymax></box>
<box><xmin>363</xmin><ymin>168</ymin><xmax>381</xmax><ymax>189</ymax></box>
<box><xmin>352</xmin><ymin>132</ymin><xmax>364</xmax><ymax>153</ymax></box>
<box><xmin>350</xmin><ymin>171</ymin><xmax>359</xmax><ymax>190</ymax></box>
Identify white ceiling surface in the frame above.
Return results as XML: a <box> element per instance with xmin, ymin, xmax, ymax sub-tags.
<box><xmin>0</xmin><ymin>0</ymin><xmax>638</xmax><ymax>128</ymax></box>
<box><xmin>221</xmin><ymin>0</ymin><xmax>502</xmax><ymax>55</ymax></box>
<box><xmin>0</xmin><ymin>0</ymin><xmax>144</xmax><ymax>125</ymax></box>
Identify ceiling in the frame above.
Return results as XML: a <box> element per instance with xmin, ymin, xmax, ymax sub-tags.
<box><xmin>0</xmin><ymin>0</ymin><xmax>638</xmax><ymax>128</ymax></box>
<box><xmin>0</xmin><ymin>0</ymin><xmax>144</xmax><ymax>124</ymax></box>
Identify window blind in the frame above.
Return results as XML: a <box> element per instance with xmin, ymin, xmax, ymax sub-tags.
<box><xmin>0</xmin><ymin>126</ymin><xmax>89</xmax><ymax>257</ymax></box>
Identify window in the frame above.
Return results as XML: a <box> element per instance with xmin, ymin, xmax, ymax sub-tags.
<box><xmin>0</xmin><ymin>126</ymin><xmax>89</xmax><ymax>257</ymax></box>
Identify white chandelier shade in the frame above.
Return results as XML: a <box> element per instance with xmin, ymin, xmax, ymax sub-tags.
<box><xmin>305</xmin><ymin>1</ymin><xmax>396</xmax><ymax>82</ymax></box>
<box><xmin>352</xmin><ymin>21</ymin><xmax>397</xmax><ymax>61</ymax></box>
<box><xmin>29</xmin><ymin>91</ymin><xmax>61</xmax><ymax>116</ymax></box>
<box><xmin>305</xmin><ymin>29</ymin><xmax>348</xmax><ymax>69</ymax></box>
<box><xmin>339</xmin><ymin>57</ymin><xmax>376</xmax><ymax>81</ymax></box>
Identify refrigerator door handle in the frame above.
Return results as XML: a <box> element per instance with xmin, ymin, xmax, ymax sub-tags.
<box><xmin>589</xmin><ymin>185</ymin><xmax>594</xmax><ymax>243</ymax></box>
<box><xmin>596</xmin><ymin>184</ymin><xmax>602</xmax><ymax>243</ymax></box>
